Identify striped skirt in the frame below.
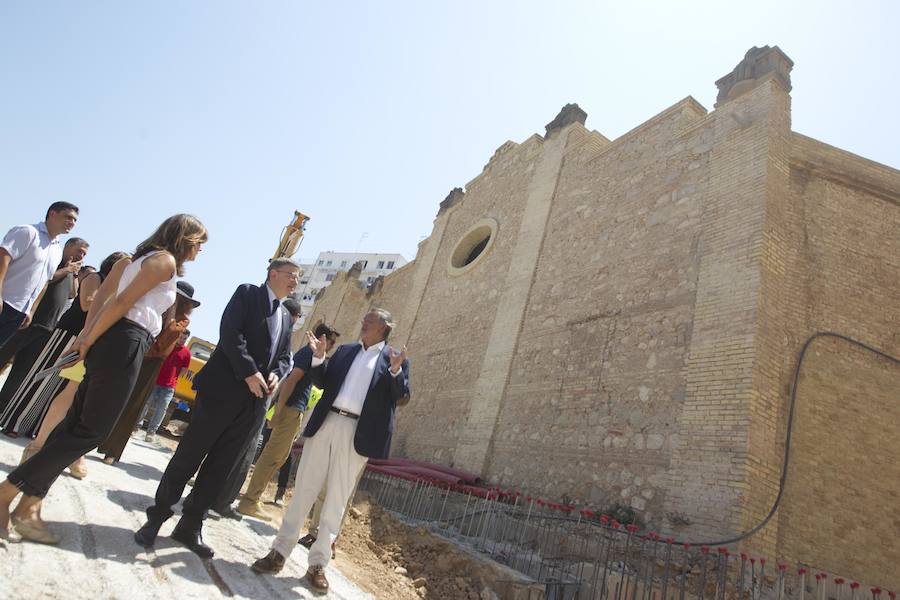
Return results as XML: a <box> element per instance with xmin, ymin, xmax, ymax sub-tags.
<box><xmin>0</xmin><ymin>328</ymin><xmax>77</xmax><ymax>437</ymax></box>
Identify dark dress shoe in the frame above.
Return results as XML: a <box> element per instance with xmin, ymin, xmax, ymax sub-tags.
<box><xmin>134</xmin><ymin>520</ymin><xmax>164</xmax><ymax>547</ymax></box>
<box><xmin>251</xmin><ymin>549</ymin><xmax>286</xmax><ymax>574</ymax></box>
<box><xmin>171</xmin><ymin>526</ymin><xmax>214</xmax><ymax>558</ymax></box>
<box><xmin>306</xmin><ymin>565</ymin><xmax>329</xmax><ymax>592</ymax></box>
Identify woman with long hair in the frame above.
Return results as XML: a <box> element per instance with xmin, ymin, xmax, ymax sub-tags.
<box><xmin>0</xmin><ymin>251</ymin><xmax>130</xmax><ymax>440</ymax></box>
<box><xmin>0</xmin><ymin>214</ymin><xmax>207</xmax><ymax>543</ymax></box>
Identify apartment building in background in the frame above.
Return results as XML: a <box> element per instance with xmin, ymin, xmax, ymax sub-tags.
<box><xmin>295</xmin><ymin>251</ymin><xmax>408</xmax><ymax>323</ymax></box>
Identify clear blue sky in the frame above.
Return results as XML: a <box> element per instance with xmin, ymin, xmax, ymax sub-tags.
<box><xmin>2</xmin><ymin>1</ymin><xmax>898</xmax><ymax>342</ymax></box>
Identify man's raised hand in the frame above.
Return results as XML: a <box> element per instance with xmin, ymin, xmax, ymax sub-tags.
<box><xmin>306</xmin><ymin>330</ymin><xmax>327</xmax><ymax>359</ymax></box>
<box><xmin>389</xmin><ymin>345</ymin><xmax>407</xmax><ymax>374</ymax></box>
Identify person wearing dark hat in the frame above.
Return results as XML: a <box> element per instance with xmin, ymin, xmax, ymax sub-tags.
<box><xmin>97</xmin><ymin>279</ymin><xmax>200</xmax><ymax>464</ymax></box>
<box><xmin>138</xmin><ymin>327</ymin><xmax>192</xmax><ymax>443</ymax></box>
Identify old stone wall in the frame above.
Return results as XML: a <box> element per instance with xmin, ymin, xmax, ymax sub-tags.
<box><xmin>770</xmin><ymin>142</ymin><xmax>900</xmax><ymax>585</ymax></box>
<box><xmin>491</xmin><ymin>99</ymin><xmax>710</xmax><ymax>527</ymax></box>
<box><xmin>301</xmin><ymin>49</ymin><xmax>900</xmax><ymax>584</ymax></box>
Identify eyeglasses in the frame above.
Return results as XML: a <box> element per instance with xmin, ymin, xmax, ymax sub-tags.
<box><xmin>275</xmin><ymin>270</ymin><xmax>300</xmax><ymax>281</ymax></box>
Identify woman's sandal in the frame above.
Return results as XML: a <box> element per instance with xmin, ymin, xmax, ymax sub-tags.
<box><xmin>20</xmin><ymin>443</ymin><xmax>42</xmax><ymax>465</ymax></box>
<box><xmin>11</xmin><ymin>516</ymin><xmax>60</xmax><ymax>545</ymax></box>
<box><xmin>67</xmin><ymin>459</ymin><xmax>88</xmax><ymax>479</ymax></box>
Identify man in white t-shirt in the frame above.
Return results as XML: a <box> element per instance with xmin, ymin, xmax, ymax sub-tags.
<box><xmin>0</xmin><ymin>202</ymin><xmax>79</xmax><ymax>350</ymax></box>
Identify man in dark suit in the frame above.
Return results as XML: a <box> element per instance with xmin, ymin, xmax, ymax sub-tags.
<box><xmin>251</xmin><ymin>307</ymin><xmax>410</xmax><ymax>592</ymax></box>
<box><xmin>135</xmin><ymin>258</ymin><xmax>300</xmax><ymax>558</ymax></box>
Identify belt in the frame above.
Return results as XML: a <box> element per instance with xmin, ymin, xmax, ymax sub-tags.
<box><xmin>330</xmin><ymin>406</ymin><xmax>359</xmax><ymax>420</ymax></box>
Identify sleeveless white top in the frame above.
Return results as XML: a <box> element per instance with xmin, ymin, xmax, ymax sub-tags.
<box><xmin>117</xmin><ymin>252</ymin><xmax>177</xmax><ymax>337</ymax></box>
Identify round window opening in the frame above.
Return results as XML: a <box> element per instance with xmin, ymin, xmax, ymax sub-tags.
<box><xmin>448</xmin><ymin>219</ymin><xmax>498</xmax><ymax>275</ymax></box>
<box><xmin>463</xmin><ymin>236</ymin><xmax>489</xmax><ymax>266</ymax></box>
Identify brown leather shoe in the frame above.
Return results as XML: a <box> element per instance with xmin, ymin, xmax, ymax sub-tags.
<box><xmin>298</xmin><ymin>533</ymin><xmax>316</xmax><ymax>548</ymax></box>
<box><xmin>306</xmin><ymin>565</ymin><xmax>329</xmax><ymax>592</ymax></box>
<box><xmin>251</xmin><ymin>549</ymin><xmax>286</xmax><ymax>574</ymax></box>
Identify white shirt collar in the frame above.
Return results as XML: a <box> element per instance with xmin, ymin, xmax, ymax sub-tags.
<box><xmin>36</xmin><ymin>221</ymin><xmax>58</xmax><ymax>242</ymax></box>
<box><xmin>359</xmin><ymin>339</ymin><xmax>386</xmax><ymax>353</ymax></box>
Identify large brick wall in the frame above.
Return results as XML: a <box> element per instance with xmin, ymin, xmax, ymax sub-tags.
<box><xmin>302</xmin><ymin>49</ymin><xmax>899</xmax><ymax>583</ymax></box>
<box><xmin>769</xmin><ymin>139</ymin><xmax>900</xmax><ymax>585</ymax></box>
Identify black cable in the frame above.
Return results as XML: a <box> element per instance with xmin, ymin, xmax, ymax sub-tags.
<box><xmin>647</xmin><ymin>332</ymin><xmax>898</xmax><ymax>547</ymax></box>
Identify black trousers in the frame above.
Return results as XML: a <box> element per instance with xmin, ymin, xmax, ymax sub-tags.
<box><xmin>147</xmin><ymin>386</ymin><xmax>267</xmax><ymax>530</ymax></box>
<box><xmin>0</xmin><ymin>325</ymin><xmax>53</xmax><ymax>412</ymax></box>
<box><xmin>0</xmin><ymin>303</ymin><xmax>27</xmax><ymax>354</ymax></box>
<box><xmin>7</xmin><ymin>319</ymin><xmax>152</xmax><ymax>497</ymax></box>
<box><xmin>212</xmin><ymin>407</ymin><xmax>269</xmax><ymax>511</ymax></box>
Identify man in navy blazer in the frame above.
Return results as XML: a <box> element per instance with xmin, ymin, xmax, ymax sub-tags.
<box><xmin>135</xmin><ymin>258</ymin><xmax>301</xmax><ymax>558</ymax></box>
<box><xmin>252</xmin><ymin>307</ymin><xmax>410</xmax><ymax>592</ymax></box>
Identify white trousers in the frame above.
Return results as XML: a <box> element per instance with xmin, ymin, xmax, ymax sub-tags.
<box><xmin>272</xmin><ymin>412</ymin><xmax>368</xmax><ymax>567</ymax></box>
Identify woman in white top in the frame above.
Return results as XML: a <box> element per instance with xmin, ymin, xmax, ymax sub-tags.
<box><xmin>0</xmin><ymin>214</ymin><xmax>207</xmax><ymax>544</ymax></box>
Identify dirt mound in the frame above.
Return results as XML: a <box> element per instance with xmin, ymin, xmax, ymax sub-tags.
<box><xmin>334</xmin><ymin>493</ymin><xmax>528</xmax><ymax>599</ymax></box>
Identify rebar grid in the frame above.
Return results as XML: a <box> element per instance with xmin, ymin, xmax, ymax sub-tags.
<box><xmin>359</xmin><ymin>471</ymin><xmax>894</xmax><ymax>600</ymax></box>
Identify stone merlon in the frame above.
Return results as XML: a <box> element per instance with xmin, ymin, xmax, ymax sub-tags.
<box><xmin>545</xmin><ymin>103</ymin><xmax>587</xmax><ymax>137</ymax></box>
<box><xmin>715</xmin><ymin>45</ymin><xmax>793</xmax><ymax>107</ymax></box>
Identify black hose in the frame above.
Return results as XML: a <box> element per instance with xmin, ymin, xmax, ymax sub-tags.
<box><xmin>670</xmin><ymin>332</ymin><xmax>898</xmax><ymax>547</ymax></box>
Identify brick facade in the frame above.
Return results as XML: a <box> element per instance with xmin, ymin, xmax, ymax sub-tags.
<box><xmin>301</xmin><ymin>47</ymin><xmax>899</xmax><ymax>584</ymax></box>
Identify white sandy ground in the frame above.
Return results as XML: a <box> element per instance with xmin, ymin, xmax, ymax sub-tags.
<box><xmin>0</xmin><ymin>416</ymin><xmax>374</xmax><ymax>600</ymax></box>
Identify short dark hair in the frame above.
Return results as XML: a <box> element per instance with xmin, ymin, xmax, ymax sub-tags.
<box><xmin>282</xmin><ymin>298</ymin><xmax>302</xmax><ymax>317</ymax></box>
<box><xmin>268</xmin><ymin>257</ymin><xmax>301</xmax><ymax>277</ymax></box>
<box><xmin>314</xmin><ymin>323</ymin><xmax>339</xmax><ymax>340</ymax></box>
<box><xmin>46</xmin><ymin>201</ymin><xmax>79</xmax><ymax>220</ymax></box>
<box><xmin>78</xmin><ymin>265</ymin><xmax>96</xmax><ymax>275</ymax></box>
<box><xmin>64</xmin><ymin>237</ymin><xmax>89</xmax><ymax>248</ymax></box>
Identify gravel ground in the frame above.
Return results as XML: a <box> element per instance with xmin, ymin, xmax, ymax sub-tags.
<box><xmin>0</xmin><ymin>428</ymin><xmax>373</xmax><ymax>600</ymax></box>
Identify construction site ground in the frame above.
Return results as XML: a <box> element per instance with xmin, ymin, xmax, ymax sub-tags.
<box><xmin>0</xmin><ymin>426</ymin><xmax>517</xmax><ymax>599</ymax></box>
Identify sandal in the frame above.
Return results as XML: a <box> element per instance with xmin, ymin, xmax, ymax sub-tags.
<box><xmin>68</xmin><ymin>458</ymin><xmax>88</xmax><ymax>479</ymax></box>
<box><xmin>12</xmin><ymin>516</ymin><xmax>60</xmax><ymax>545</ymax></box>
<box><xmin>20</xmin><ymin>443</ymin><xmax>42</xmax><ymax>465</ymax></box>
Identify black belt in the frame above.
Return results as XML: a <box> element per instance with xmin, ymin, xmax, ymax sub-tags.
<box><xmin>330</xmin><ymin>407</ymin><xmax>359</xmax><ymax>420</ymax></box>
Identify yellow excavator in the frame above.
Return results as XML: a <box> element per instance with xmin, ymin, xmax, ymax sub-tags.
<box><xmin>173</xmin><ymin>211</ymin><xmax>311</xmax><ymax>411</ymax></box>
